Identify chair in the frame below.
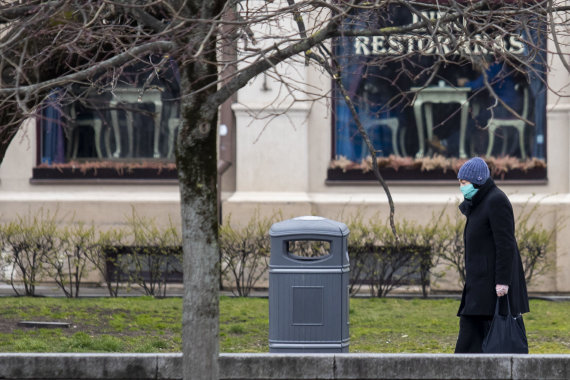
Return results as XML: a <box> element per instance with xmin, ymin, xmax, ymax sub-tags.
<box><xmin>67</xmin><ymin>103</ymin><xmax>104</xmax><ymax>159</ymax></box>
<box><xmin>167</xmin><ymin>117</ymin><xmax>181</xmax><ymax>159</ymax></box>
<box><xmin>485</xmin><ymin>86</ymin><xmax>529</xmax><ymax>159</ymax></box>
<box><xmin>361</xmin><ymin>116</ymin><xmax>401</xmax><ymax>156</ymax></box>
<box><xmin>359</xmin><ymin>83</ymin><xmax>401</xmax><ymax>157</ymax></box>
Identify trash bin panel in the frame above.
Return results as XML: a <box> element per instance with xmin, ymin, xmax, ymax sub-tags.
<box><xmin>292</xmin><ymin>286</ymin><xmax>323</xmax><ymax>325</ymax></box>
<box><xmin>269</xmin><ymin>272</ymin><xmax>344</xmax><ymax>342</ymax></box>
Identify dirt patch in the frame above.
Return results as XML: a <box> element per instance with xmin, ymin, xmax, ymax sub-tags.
<box><xmin>0</xmin><ymin>308</ymin><xmax>141</xmax><ymax>338</ymax></box>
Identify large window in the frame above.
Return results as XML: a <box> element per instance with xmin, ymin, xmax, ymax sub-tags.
<box><xmin>330</xmin><ymin>5</ymin><xmax>547</xmax><ymax>182</ymax></box>
<box><xmin>34</xmin><ymin>56</ymin><xmax>180</xmax><ymax>180</ymax></box>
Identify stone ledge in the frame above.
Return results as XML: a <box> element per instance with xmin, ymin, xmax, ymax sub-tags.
<box><xmin>333</xmin><ymin>354</ymin><xmax>511</xmax><ymax>380</ymax></box>
<box><xmin>512</xmin><ymin>354</ymin><xmax>570</xmax><ymax>380</ymax></box>
<box><xmin>220</xmin><ymin>354</ymin><xmax>334</xmax><ymax>379</ymax></box>
<box><xmin>0</xmin><ymin>353</ymin><xmax>169</xmax><ymax>379</ymax></box>
<box><xmin>0</xmin><ymin>353</ymin><xmax>568</xmax><ymax>379</ymax></box>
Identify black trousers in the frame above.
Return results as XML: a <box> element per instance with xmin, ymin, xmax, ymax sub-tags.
<box><xmin>454</xmin><ymin>315</ymin><xmax>493</xmax><ymax>353</ymax></box>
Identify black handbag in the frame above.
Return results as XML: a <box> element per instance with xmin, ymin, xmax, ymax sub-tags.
<box><xmin>482</xmin><ymin>297</ymin><xmax>528</xmax><ymax>354</ymax></box>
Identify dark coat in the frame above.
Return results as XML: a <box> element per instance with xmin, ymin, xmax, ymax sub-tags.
<box><xmin>457</xmin><ymin>178</ymin><xmax>529</xmax><ymax>317</ymax></box>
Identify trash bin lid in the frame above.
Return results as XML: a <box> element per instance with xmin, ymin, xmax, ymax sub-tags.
<box><xmin>269</xmin><ymin>216</ymin><xmax>349</xmax><ymax>238</ymax></box>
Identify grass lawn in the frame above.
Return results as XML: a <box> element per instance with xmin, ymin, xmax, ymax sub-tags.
<box><xmin>0</xmin><ymin>296</ymin><xmax>567</xmax><ymax>353</ymax></box>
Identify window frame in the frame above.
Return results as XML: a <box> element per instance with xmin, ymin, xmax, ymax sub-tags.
<box><xmin>328</xmin><ymin>4</ymin><xmax>548</xmax><ymax>184</ymax></box>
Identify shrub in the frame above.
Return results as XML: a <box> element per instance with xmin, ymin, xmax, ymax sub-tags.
<box><xmin>0</xmin><ymin>208</ymin><xmax>182</xmax><ymax>298</ymax></box>
<box><xmin>122</xmin><ymin>210</ymin><xmax>182</xmax><ymax>297</ymax></box>
<box><xmin>346</xmin><ymin>213</ymin><xmax>445</xmax><ymax>298</ymax></box>
<box><xmin>44</xmin><ymin>222</ymin><xmax>95</xmax><ymax>298</ymax></box>
<box><xmin>0</xmin><ymin>210</ymin><xmax>59</xmax><ymax>296</ymax></box>
<box><xmin>0</xmin><ymin>199</ymin><xmax>558</xmax><ymax>297</ymax></box>
<box><xmin>438</xmin><ymin>198</ymin><xmax>561</xmax><ymax>287</ymax></box>
<box><xmin>515</xmin><ymin>199</ymin><xmax>563</xmax><ymax>285</ymax></box>
<box><xmin>87</xmin><ymin>229</ymin><xmax>128</xmax><ymax>297</ymax></box>
<box><xmin>437</xmin><ymin>208</ymin><xmax>467</xmax><ymax>287</ymax></box>
<box><xmin>219</xmin><ymin>212</ymin><xmax>279</xmax><ymax>296</ymax></box>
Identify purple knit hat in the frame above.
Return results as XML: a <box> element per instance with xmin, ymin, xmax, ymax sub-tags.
<box><xmin>457</xmin><ymin>157</ymin><xmax>490</xmax><ymax>185</ymax></box>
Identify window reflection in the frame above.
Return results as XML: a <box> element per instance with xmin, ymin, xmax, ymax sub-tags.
<box><xmin>40</xmin><ymin>56</ymin><xmax>180</xmax><ymax>164</ymax></box>
<box><xmin>333</xmin><ymin>5</ymin><xmax>547</xmax><ymax>167</ymax></box>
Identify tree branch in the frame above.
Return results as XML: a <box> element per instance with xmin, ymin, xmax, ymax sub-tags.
<box><xmin>122</xmin><ymin>5</ymin><xmax>168</xmax><ymax>34</ymax></box>
<box><xmin>548</xmin><ymin>0</ymin><xmax>570</xmax><ymax>75</ymax></box>
<box><xmin>287</xmin><ymin>0</ymin><xmax>400</xmax><ymax>239</ymax></box>
<box><xmin>0</xmin><ymin>1</ymin><xmax>58</xmax><ymax>23</ymax></box>
<box><xmin>206</xmin><ymin>19</ymin><xmax>338</xmax><ymax>110</ymax></box>
<box><xmin>0</xmin><ymin>40</ymin><xmax>176</xmax><ymax>96</ymax></box>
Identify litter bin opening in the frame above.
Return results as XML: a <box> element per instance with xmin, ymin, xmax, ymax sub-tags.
<box><xmin>286</xmin><ymin>240</ymin><xmax>331</xmax><ymax>260</ymax></box>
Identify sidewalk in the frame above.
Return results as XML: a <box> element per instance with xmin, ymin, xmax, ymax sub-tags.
<box><xmin>1</xmin><ymin>283</ymin><xmax>569</xmax><ymax>301</ymax></box>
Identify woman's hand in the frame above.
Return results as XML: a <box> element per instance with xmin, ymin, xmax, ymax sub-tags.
<box><xmin>496</xmin><ymin>284</ymin><xmax>509</xmax><ymax>297</ymax></box>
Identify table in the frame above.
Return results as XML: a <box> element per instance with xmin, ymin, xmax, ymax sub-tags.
<box><xmin>411</xmin><ymin>86</ymin><xmax>471</xmax><ymax>158</ymax></box>
<box><xmin>109</xmin><ymin>87</ymin><xmax>163</xmax><ymax>158</ymax></box>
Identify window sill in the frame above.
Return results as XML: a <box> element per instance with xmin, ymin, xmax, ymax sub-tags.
<box><xmin>32</xmin><ymin>166</ymin><xmax>178</xmax><ymax>183</ymax></box>
<box><xmin>326</xmin><ymin>166</ymin><xmax>547</xmax><ymax>184</ymax></box>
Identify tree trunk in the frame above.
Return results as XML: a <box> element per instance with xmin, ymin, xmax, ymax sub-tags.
<box><xmin>178</xmin><ymin>109</ymin><xmax>219</xmax><ymax>378</ymax></box>
<box><xmin>172</xmin><ymin>1</ymin><xmax>226</xmax><ymax>377</ymax></box>
<box><xmin>177</xmin><ymin>28</ymin><xmax>221</xmax><ymax>373</ymax></box>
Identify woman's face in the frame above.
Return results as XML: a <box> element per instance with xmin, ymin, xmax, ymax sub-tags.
<box><xmin>459</xmin><ymin>179</ymin><xmax>471</xmax><ymax>187</ymax></box>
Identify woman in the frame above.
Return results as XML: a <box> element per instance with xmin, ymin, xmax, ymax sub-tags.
<box><xmin>454</xmin><ymin>157</ymin><xmax>529</xmax><ymax>353</ymax></box>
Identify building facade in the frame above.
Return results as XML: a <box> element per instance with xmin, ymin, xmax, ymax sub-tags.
<box><xmin>1</xmin><ymin>5</ymin><xmax>569</xmax><ymax>294</ymax></box>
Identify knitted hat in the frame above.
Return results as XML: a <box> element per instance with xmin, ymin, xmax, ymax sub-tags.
<box><xmin>457</xmin><ymin>157</ymin><xmax>490</xmax><ymax>185</ymax></box>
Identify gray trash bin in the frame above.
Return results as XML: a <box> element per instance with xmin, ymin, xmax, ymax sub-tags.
<box><xmin>268</xmin><ymin>216</ymin><xmax>349</xmax><ymax>353</ymax></box>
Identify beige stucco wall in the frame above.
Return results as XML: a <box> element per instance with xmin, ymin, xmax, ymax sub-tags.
<box><xmin>1</xmin><ymin>32</ymin><xmax>570</xmax><ymax>294</ymax></box>
<box><xmin>222</xmin><ymin>45</ymin><xmax>570</xmax><ymax>294</ymax></box>
<box><xmin>0</xmin><ymin>120</ymin><xmax>182</xmax><ymax>229</ymax></box>
<box><xmin>0</xmin><ymin>120</ymin><xmax>183</xmax><ymax>286</ymax></box>
<box><xmin>1</xmin><ymin>95</ymin><xmax>569</xmax><ymax>294</ymax></box>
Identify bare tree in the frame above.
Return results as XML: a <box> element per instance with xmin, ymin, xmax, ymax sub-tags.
<box><xmin>1</xmin><ymin>0</ymin><xmax>570</xmax><ymax>378</ymax></box>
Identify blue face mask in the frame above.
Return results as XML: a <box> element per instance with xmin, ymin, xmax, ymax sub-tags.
<box><xmin>460</xmin><ymin>183</ymin><xmax>478</xmax><ymax>200</ymax></box>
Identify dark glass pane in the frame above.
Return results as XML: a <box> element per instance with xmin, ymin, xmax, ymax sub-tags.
<box><xmin>40</xmin><ymin>57</ymin><xmax>181</xmax><ymax>164</ymax></box>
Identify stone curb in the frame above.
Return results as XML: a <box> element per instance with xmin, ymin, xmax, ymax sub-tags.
<box><xmin>0</xmin><ymin>353</ymin><xmax>568</xmax><ymax>379</ymax></box>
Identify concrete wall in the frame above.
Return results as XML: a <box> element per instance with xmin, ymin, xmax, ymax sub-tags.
<box><xmin>0</xmin><ymin>353</ymin><xmax>568</xmax><ymax>379</ymax></box>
